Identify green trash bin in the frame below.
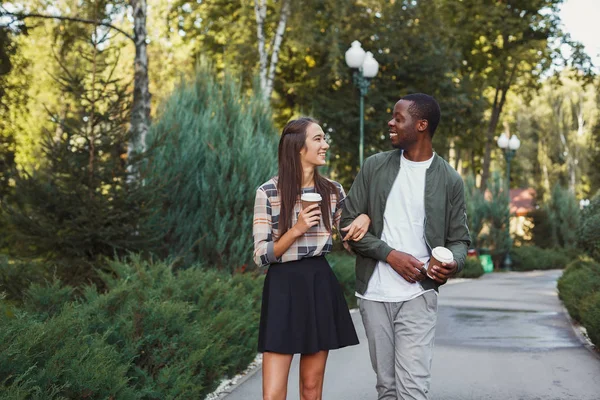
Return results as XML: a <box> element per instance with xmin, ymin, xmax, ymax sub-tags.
<box><xmin>478</xmin><ymin>248</ymin><xmax>494</xmax><ymax>273</ymax></box>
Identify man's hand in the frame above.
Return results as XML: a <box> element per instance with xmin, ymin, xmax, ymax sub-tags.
<box><xmin>386</xmin><ymin>250</ymin><xmax>427</xmax><ymax>284</ymax></box>
<box><xmin>427</xmin><ymin>260</ymin><xmax>458</xmax><ymax>285</ymax></box>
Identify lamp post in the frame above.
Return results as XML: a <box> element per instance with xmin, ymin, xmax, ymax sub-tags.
<box><xmin>496</xmin><ymin>133</ymin><xmax>521</xmax><ymax>270</ymax></box>
<box><xmin>345</xmin><ymin>41</ymin><xmax>379</xmax><ymax>167</ymax></box>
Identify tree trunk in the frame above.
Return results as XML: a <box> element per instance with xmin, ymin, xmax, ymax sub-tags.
<box><xmin>265</xmin><ymin>0</ymin><xmax>290</xmax><ymax>100</ymax></box>
<box><xmin>480</xmin><ymin>62</ymin><xmax>517</xmax><ymax>192</ymax></box>
<box><xmin>254</xmin><ymin>0</ymin><xmax>290</xmax><ymax>103</ymax></box>
<box><xmin>128</xmin><ymin>0</ymin><xmax>150</xmax><ymax>159</ymax></box>
<box><xmin>253</xmin><ymin>0</ymin><xmax>268</xmax><ymax>96</ymax></box>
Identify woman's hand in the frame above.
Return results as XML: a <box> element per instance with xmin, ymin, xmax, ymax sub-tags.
<box><xmin>292</xmin><ymin>204</ymin><xmax>321</xmax><ymax>236</ymax></box>
<box><xmin>341</xmin><ymin>213</ymin><xmax>370</xmax><ymax>242</ymax></box>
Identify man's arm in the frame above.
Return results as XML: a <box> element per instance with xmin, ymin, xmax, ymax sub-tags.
<box><xmin>340</xmin><ymin>158</ymin><xmax>394</xmax><ymax>262</ymax></box>
<box><xmin>445</xmin><ymin>177</ymin><xmax>471</xmax><ymax>273</ymax></box>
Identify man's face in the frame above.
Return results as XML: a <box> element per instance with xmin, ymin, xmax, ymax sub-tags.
<box><xmin>388</xmin><ymin>100</ymin><xmax>419</xmax><ymax>149</ymax></box>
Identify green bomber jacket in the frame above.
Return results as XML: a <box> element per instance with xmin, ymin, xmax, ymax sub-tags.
<box><xmin>340</xmin><ymin>150</ymin><xmax>471</xmax><ymax>295</ymax></box>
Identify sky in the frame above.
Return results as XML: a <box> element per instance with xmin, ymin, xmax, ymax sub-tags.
<box><xmin>559</xmin><ymin>0</ymin><xmax>600</xmax><ymax>69</ymax></box>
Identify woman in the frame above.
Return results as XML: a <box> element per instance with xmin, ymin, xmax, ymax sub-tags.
<box><xmin>253</xmin><ymin>117</ymin><xmax>369</xmax><ymax>400</ymax></box>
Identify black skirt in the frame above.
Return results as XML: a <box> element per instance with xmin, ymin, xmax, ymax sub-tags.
<box><xmin>258</xmin><ymin>256</ymin><xmax>359</xmax><ymax>354</ymax></box>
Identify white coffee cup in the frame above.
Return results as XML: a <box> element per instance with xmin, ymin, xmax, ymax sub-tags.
<box><xmin>301</xmin><ymin>193</ymin><xmax>322</xmax><ymax>210</ymax></box>
<box><xmin>428</xmin><ymin>246</ymin><xmax>454</xmax><ymax>279</ymax></box>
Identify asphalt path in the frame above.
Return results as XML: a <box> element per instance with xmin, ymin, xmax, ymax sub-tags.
<box><xmin>224</xmin><ymin>270</ymin><xmax>600</xmax><ymax>400</ymax></box>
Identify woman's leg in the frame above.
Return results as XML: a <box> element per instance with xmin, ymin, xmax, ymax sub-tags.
<box><xmin>263</xmin><ymin>352</ymin><xmax>294</xmax><ymax>400</ymax></box>
<box><xmin>299</xmin><ymin>350</ymin><xmax>329</xmax><ymax>400</ymax></box>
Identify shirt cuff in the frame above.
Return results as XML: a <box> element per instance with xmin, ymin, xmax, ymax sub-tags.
<box><xmin>266</xmin><ymin>241</ymin><xmax>278</xmax><ymax>263</ymax></box>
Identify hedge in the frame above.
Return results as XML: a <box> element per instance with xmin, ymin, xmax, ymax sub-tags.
<box><xmin>510</xmin><ymin>245</ymin><xmax>573</xmax><ymax>271</ymax></box>
<box><xmin>456</xmin><ymin>257</ymin><xmax>485</xmax><ymax>279</ymax></box>
<box><xmin>0</xmin><ymin>256</ymin><xmax>263</xmax><ymax>399</ymax></box>
<box><xmin>557</xmin><ymin>257</ymin><xmax>600</xmax><ymax>348</ymax></box>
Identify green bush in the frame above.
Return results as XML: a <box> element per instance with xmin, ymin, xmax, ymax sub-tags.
<box><xmin>0</xmin><ymin>256</ymin><xmax>52</xmax><ymax>302</ymax></box>
<box><xmin>581</xmin><ymin>291</ymin><xmax>600</xmax><ymax>348</ymax></box>
<box><xmin>510</xmin><ymin>245</ymin><xmax>572</xmax><ymax>271</ymax></box>
<box><xmin>557</xmin><ymin>258</ymin><xmax>600</xmax><ymax>322</ymax></box>
<box><xmin>456</xmin><ymin>257</ymin><xmax>484</xmax><ymax>279</ymax></box>
<box><xmin>578</xmin><ymin>191</ymin><xmax>600</xmax><ymax>262</ymax></box>
<box><xmin>486</xmin><ymin>172</ymin><xmax>512</xmax><ymax>269</ymax></box>
<box><xmin>146</xmin><ymin>62</ymin><xmax>278</xmax><ymax>272</ymax></box>
<box><xmin>464</xmin><ymin>174</ymin><xmax>488</xmax><ymax>250</ymax></box>
<box><xmin>0</xmin><ymin>256</ymin><xmax>264</xmax><ymax>399</ymax></box>
<box><xmin>328</xmin><ymin>251</ymin><xmax>357</xmax><ymax>308</ymax></box>
<box><xmin>546</xmin><ymin>185</ymin><xmax>580</xmax><ymax>249</ymax></box>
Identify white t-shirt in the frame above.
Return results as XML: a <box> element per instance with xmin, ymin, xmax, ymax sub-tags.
<box><xmin>356</xmin><ymin>151</ymin><xmax>435</xmax><ymax>302</ymax></box>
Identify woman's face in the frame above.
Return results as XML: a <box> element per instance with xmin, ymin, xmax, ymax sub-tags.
<box><xmin>300</xmin><ymin>123</ymin><xmax>329</xmax><ymax>167</ymax></box>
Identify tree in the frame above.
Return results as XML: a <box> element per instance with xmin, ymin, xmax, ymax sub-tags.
<box><xmin>145</xmin><ymin>62</ymin><xmax>278</xmax><ymax>272</ymax></box>
<box><xmin>2</xmin><ymin>20</ymin><xmax>156</xmax><ymax>283</ymax></box>
<box><xmin>438</xmin><ymin>0</ymin><xmax>593</xmax><ymax>191</ymax></box>
<box><xmin>1</xmin><ymin>0</ymin><xmax>151</xmax><ymax>156</ymax></box>
<box><xmin>486</xmin><ymin>172</ymin><xmax>512</xmax><ymax>269</ymax></box>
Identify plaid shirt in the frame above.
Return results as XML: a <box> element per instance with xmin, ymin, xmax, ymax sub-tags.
<box><xmin>253</xmin><ymin>177</ymin><xmax>346</xmax><ymax>267</ymax></box>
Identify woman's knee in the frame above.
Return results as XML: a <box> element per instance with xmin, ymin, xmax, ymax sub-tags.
<box><xmin>300</xmin><ymin>377</ymin><xmax>321</xmax><ymax>399</ymax></box>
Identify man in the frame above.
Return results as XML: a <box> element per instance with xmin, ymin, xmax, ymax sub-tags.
<box><xmin>340</xmin><ymin>93</ymin><xmax>471</xmax><ymax>400</ymax></box>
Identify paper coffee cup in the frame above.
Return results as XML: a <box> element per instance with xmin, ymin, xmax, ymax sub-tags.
<box><xmin>428</xmin><ymin>246</ymin><xmax>454</xmax><ymax>279</ymax></box>
<box><xmin>301</xmin><ymin>193</ymin><xmax>322</xmax><ymax>210</ymax></box>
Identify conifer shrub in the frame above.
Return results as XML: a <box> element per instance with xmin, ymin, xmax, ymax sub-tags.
<box><xmin>327</xmin><ymin>251</ymin><xmax>357</xmax><ymax>308</ymax></box>
<box><xmin>0</xmin><ymin>257</ymin><xmax>264</xmax><ymax>399</ymax></box>
<box><xmin>486</xmin><ymin>172</ymin><xmax>512</xmax><ymax>269</ymax></box>
<box><xmin>464</xmin><ymin>174</ymin><xmax>488</xmax><ymax>250</ymax></box>
<box><xmin>578</xmin><ymin>191</ymin><xmax>600</xmax><ymax>262</ymax></box>
<box><xmin>0</xmin><ymin>256</ymin><xmax>51</xmax><ymax>301</ymax></box>
<box><xmin>146</xmin><ymin>62</ymin><xmax>278</xmax><ymax>272</ymax></box>
<box><xmin>510</xmin><ymin>245</ymin><xmax>572</xmax><ymax>271</ymax></box>
<box><xmin>545</xmin><ymin>185</ymin><xmax>580</xmax><ymax>249</ymax></box>
<box><xmin>581</xmin><ymin>291</ymin><xmax>600</xmax><ymax>348</ymax></box>
<box><xmin>456</xmin><ymin>257</ymin><xmax>484</xmax><ymax>278</ymax></box>
<box><xmin>557</xmin><ymin>257</ymin><xmax>600</xmax><ymax>322</ymax></box>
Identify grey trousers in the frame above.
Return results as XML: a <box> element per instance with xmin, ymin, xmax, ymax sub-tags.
<box><xmin>358</xmin><ymin>291</ymin><xmax>438</xmax><ymax>400</ymax></box>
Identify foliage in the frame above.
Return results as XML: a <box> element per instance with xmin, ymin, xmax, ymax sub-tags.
<box><xmin>145</xmin><ymin>62</ymin><xmax>278</xmax><ymax>272</ymax></box>
<box><xmin>1</xmin><ymin>31</ymin><xmax>157</xmax><ymax>284</ymax></box>
<box><xmin>528</xmin><ymin>207</ymin><xmax>556</xmax><ymax>249</ymax></box>
<box><xmin>456</xmin><ymin>257</ymin><xmax>485</xmax><ymax>279</ymax></box>
<box><xmin>578</xmin><ymin>191</ymin><xmax>600</xmax><ymax>262</ymax></box>
<box><xmin>0</xmin><ymin>256</ymin><xmax>264</xmax><ymax>399</ymax></box>
<box><xmin>581</xmin><ymin>291</ymin><xmax>600</xmax><ymax>348</ymax></box>
<box><xmin>327</xmin><ymin>251</ymin><xmax>357</xmax><ymax>309</ymax></box>
<box><xmin>0</xmin><ymin>256</ymin><xmax>53</xmax><ymax>302</ymax></box>
<box><xmin>510</xmin><ymin>245</ymin><xmax>572</xmax><ymax>271</ymax></box>
<box><xmin>545</xmin><ymin>184</ymin><xmax>580</xmax><ymax>248</ymax></box>
<box><xmin>557</xmin><ymin>257</ymin><xmax>600</xmax><ymax>327</ymax></box>
<box><xmin>464</xmin><ymin>174</ymin><xmax>488</xmax><ymax>249</ymax></box>
<box><xmin>486</xmin><ymin>172</ymin><xmax>512</xmax><ymax>269</ymax></box>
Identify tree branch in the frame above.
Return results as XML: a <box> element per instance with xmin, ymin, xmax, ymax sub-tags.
<box><xmin>2</xmin><ymin>11</ymin><xmax>134</xmax><ymax>42</ymax></box>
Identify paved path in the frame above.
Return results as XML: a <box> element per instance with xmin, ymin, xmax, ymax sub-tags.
<box><xmin>224</xmin><ymin>270</ymin><xmax>600</xmax><ymax>400</ymax></box>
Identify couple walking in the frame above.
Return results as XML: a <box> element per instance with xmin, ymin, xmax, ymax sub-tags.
<box><xmin>252</xmin><ymin>93</ymin><xmax>471</xmax><ymax>400</ymax></box>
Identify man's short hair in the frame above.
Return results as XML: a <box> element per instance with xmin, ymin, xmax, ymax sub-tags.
<box><xmin>400</xmin><ymin>93</ymin><xmax>441</xmax><ymax>137</ymax></box>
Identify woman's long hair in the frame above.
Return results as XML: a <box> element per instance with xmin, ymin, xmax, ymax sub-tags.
<box><xmin>277</xmin><ymin>117</ymin><xmax>336</xmax><ymax>235</ymax></box>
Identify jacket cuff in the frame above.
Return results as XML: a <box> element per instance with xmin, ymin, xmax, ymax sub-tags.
<box><xmin>375</xmin><ymin>242</ymin><xmax>394</xmax><ymax>263</ymax></box>
<box><xmin>266</xmin><ymin>241</ymin><xmax>278</xmax><ymax>263</ymax></box>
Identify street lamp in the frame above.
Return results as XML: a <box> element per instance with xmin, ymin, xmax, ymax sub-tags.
<box><xmin>497</xmin><ymin>133</ymin><xmax>521</xmax><ymax>270</ymax></box>
<box><xmin>345</xmin><ymin>41</ymin><xmax>379</xmax><ymax>167</ymax></box>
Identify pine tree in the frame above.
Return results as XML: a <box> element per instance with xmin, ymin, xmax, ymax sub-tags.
<box><xmin>486</xmin><ymin>172</ymin><xmax>512</xmax><ymax>269</ymax></box>
<box><xmin>464</xmin><ymin>174</ymin><xmax>488</xmax><ymax>250</ymax></box>
<box><xmin>2</xmin><ymin>25</ymin><xmax>156</xmax><ymax>283</ymax></box>
<box><xmin>546</xmin><ymin>184</ymin><xmax>580</xmax><ymax>249</ymax></box>
<box><xmin>146</xmin><ymin>61</ymin><xmax>278</xmax><ymax>272</ymax></box>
